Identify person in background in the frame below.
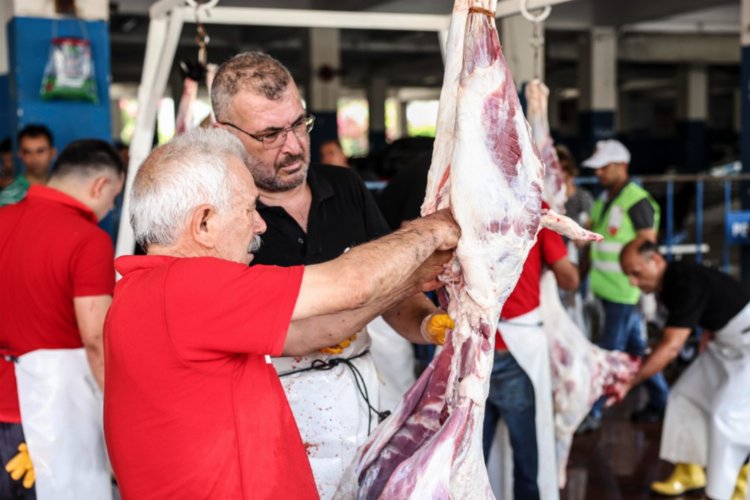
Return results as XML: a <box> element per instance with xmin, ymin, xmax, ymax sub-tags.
<box><xmin>0</xmin><ymin>125</ymin><xmax>56</xmax><ymax>207</ymax></box>
<box><xmin>211</xmin><ymin>51</ymin><xmax>450</xmax><ymax>498</ymax></box>
<box><xmin>0</xmin><ymin>138</ymin><xmax>13</xmax><ymax>192</ymax></box>
<box><xmin>556</xmin><ymin>144</ymin><xmax>593</xmax><ymax>333</ymax></box>
<box><xmin>484</xmin><ymin>211</ymin><xmax>579</xmax><ymax>500</ymax></box>
<box><xmin>319</xmin><ymin>138</ymin><xmax>349</xmax><ymax>167</ymax></box>
<box><xmin>618</xmin><ymin>239</ymin><xmax>749</xmax><ymax>500</ymax></box>
<box><xmin>0</xmin><ymin>139</ymin><xmax>124</xmax><ymax>499</ymax></box>
<box><xmin>576</xmin><ymin>139</ymin><xmax>668</xmax><ymax>432</ymax></box>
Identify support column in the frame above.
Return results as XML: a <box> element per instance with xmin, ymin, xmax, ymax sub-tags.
<box><xmin>677</xmin><ymin>65</ymin><xmax>708</xmax><ymax>172</ymax></box>
<box><xmin>500</xmin><ymin>14</ymin><xmax>539</xmax><ymax>86</ymax></box>
<box><xmin>740</xmin><ymin>0</ymin><xmax>750</xmax><ymax>281</ymax></box>
<box><xmin>367</xmin><ymin>76</ymin><xmax>387</xmax><ymax>154</ymax></box>
<box><xmin>308</xmin><ymin>27</ymin><xmax>340</xmax><ymax>163</ymax></box>
<box><xmin>578</xmin><ymin>27</ymin><xmax>617</xmax><ymax>158</ymax></box>
<box><xmin>0</xmin><ymin>3</ymin><xmax>13</xmax><ymax>141</ymax></box>
<box><xmin>397</xmin><ymin>99</ymin><xmax>408</xmax><ymax>139</ymax></box>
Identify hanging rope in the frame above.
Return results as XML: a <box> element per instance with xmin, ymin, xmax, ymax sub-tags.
<box><xmin>520</xmin><ymin>0</ymin><xmax>551</xmax><ymax>80</ymax></box>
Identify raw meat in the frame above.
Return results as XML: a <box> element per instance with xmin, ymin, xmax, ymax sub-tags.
<box><xmin>338</xmin><ymin>2</ymin><xmax>601</xmax><ymax>498</ymax></box>
<box><xmin>526</xmin><ymin>79</ymin><xmax>641</xmax><ymax>487</ymax></box>
<box><xmin>540</xmin><ymin>271</ymin><xmax>640</xmax><ymax>487</ymax></box>
<box><xmin>525</xmin><ymin>80</ymin><xmax>566</xmax><ymax>214</ymax></box>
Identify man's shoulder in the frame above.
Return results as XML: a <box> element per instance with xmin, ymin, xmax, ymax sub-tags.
<box><xmin>310</xmin><ymin>163</ymin><xmax>365</xmax><ymax>188</ymax></box>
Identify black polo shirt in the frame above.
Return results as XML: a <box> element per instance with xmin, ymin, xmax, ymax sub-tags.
<box><xmin>252</xmin><ymin>164</ymin><xmax>391</xmax><ymax>267</ymax></box>
<box><xmin>659</xmin><ymin>261</ymin><xmax>750</xmax><ymax>331</ymax></box>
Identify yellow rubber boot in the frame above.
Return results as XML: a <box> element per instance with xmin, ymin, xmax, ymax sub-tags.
<box><xmin>732</xmin><ymin>464</ymin><xmax>748</xmax><ymax>500</ymax></box>
<box><xmin>651</xmin><ymin>463</ymin><xmax>706</xmax><ymax>496</ymax></box>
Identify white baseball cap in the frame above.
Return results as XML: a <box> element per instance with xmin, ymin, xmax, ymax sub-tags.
<box><xmin>582</xmin><ymin>139</ymin><xmax>631</xmax><ymax>169</ymax></box>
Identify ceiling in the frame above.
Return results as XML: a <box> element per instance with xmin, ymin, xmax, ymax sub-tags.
<box><xmin>107</xmin><ymin>0</ymin><xmax>742</xmax><ymax>94</ymax></box>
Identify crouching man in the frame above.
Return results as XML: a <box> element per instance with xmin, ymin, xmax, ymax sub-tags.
<box><xmin>103</xmin><ymin>128</ymin><xmax>459</xmax><ymax>500</ymax></box>
<box><xmin>616</xmin><ymin>239</ymin><xmax>749</xmax><ymax>500</ymax></box>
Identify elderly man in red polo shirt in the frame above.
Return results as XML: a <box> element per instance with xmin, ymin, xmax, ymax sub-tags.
<box><xmin>103</xmin><ymin>127</ymin><xmax>459</xmax><ymax>500</ymax></box>
<box><xmin>0</xmin><ymin>139</ymin><xmax>125</xmax><ymax>500</ymax></box>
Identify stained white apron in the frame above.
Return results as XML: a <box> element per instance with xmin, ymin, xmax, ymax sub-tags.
<box><xmin>486</xmin><ymin>308</ymin><xmax>559</xmax><ymax>500</ymax></box>
<box><xmin>14</xmin><ymin>348</ymin><xmax>112</xmax><ymax>500</ymax></box>
<box><xmin>659</xmin><ymin>302</ymin><xmax>750</xmax><ymax>500</ymax></box>
<box><xmin>274</xmin><ymin>328</ymin><xmax>381</xmax><ymax>500</ymax></box>
<box><xmin>367</xmin><ymin>316</ymin><xmax>416</xmax><ymax>412</ymax></box>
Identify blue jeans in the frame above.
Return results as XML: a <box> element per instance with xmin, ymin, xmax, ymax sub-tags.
<box><xmin>591</xmin><ymin>299</ymin><xmax>669</xmax><ymax>419</ymax></box>
<box><xmin>483</xmin><ymin>351</ymin><xmax>539</xmax><ymax>500</ymax></box>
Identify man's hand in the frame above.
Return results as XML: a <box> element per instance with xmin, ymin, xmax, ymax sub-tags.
<box><xmin>420</xmin><ymin>311</ymin><xmax>455</xmax><ymax>345</ymax></box>
<box><xmin>5</xmin><ymin>443</ymin><xmax>34</xmax><ymax>489</ymax></box>
<box><xmin>415</xmin><ymin>250</ymin><xmax>453</xmax><ymax>292</ymax></box>
<box><xmin>605</xmin><ymin>379</ymin><xmax>633</xmax><ymax>407</ymax></box>
<box><xmin>319</xmin><ymin>333</ymin><xmax>357</xmax><ymax>355</ymax></box>
<box><xmin>421</xmin><ymin>209</ymin><xmax>460</xmax><ymax>251</ymax></box>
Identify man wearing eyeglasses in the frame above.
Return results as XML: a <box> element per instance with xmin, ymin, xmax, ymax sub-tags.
<box><xmin>212</xmin><ymin>52</ymin><xmax>447</xmax><ymax>499</ymax></box>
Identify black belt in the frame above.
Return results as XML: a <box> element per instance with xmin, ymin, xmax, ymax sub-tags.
<box><xmin>277</xmin><ymin>349</ymin><xmax>390</xmax><ymax>433</ymax></box>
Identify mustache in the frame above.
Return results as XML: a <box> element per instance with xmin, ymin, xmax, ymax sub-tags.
<box><xmin>276</xmin><ymin>153</ymin><xmax>306</xmax><ymax>169</ymax></box>
<box><xmin>248</xmin><ymin>235</ymin><xmax>262</xmax><ymax>254</ymax></box>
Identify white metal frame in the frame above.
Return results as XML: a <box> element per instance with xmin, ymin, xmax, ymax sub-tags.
<box><xmin>116</xmin><ymin>0</ymin><xmax>574</xmax><ymax>257</ymax></box>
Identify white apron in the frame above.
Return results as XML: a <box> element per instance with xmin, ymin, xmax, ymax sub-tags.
<box><xmin>486</xmin><ymin>308</ymin><xmax>559</xmax><ymax>500</ymax></box>
<box><xmin>274</xmin><ymin>328</ymin><xmax>381</xmax><ymax>500</ymax></box>
<box><xmin>367</xmin><ymin>316</ymin><xmax>416</xmax><ymax>412</ymax></box>
<box><xmin>659</xmin><ymin>302</ymin><xmax>750</xmax><ymax>500</ymax></box>
<box><xmin>14</xmin><ymin>348</ymin><xmax>112</xmax><ymax>500</ymax></box>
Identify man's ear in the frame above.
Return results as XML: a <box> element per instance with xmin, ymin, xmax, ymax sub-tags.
<box><xmin>189</xmin><ymin>204</ymin><xmax>218</xmax><ymax>249</ymax></box>
<box><xmin>89</xmin><ymin>175</ymin><xmax>110</xmax><ymax>199</ymax></box>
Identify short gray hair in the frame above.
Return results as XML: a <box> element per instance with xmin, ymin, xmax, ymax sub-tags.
<box><xmin>211</xmin><ymin>51</ymin><xmax>293</xmax><ymax>121</ymax></box>
<box><xmin>129</xmin><ymin>128</ymin><xmax>250</xmax><ymax>248</ymax></box>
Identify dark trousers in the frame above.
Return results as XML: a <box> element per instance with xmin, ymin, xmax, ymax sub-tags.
<box><xmin>591</xmin><ymin>299</ymin><xmax>669</xmax><ymax>419</ymax></box>
<box><xmin>0</xmin><ymin>422</ymin><xmax>35</xmax><ymax>500</ymax></box>
<box><xmin>483</xmin><ymin>351</ymin><xmax>540</xmax><ymax>500</ymax></box>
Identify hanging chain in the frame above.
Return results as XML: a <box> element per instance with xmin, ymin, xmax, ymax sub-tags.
<box><xmin>520</xmin><ymin>0</ymin><xmax>551</xmax><ymax>81</ymax></box>
<box><xmin>531</xmin><ymin>19</ymin><xmax>544</xmax><ymax>81</ymax></box>
<box><xmin>194</xmin><ymin>4</ymin><xmax>210</xmax><ymax>66</ymax></box>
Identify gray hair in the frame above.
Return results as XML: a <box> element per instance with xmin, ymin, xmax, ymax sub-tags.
<box><xmin>211</xmin><ymin>51</ymin><xmax>293</xmax><ymax>121</ymax></box>
<box><xmin>129</xmin><ymin>128</ymin><xmax>250</xmax><ymax>248</ymax></box>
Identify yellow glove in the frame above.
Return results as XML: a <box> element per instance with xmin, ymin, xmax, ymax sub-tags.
<box><xmin>320</xmin><ymin>333</ymin><xmax>357</xmax><ymax>355</ymax></box>
<box><xmin>5</xmin><ymin>443</ymin><xmax>35</xmax><ymax>489</ymax></box>
<box><xmin>421</xmin><ymin>312</ymin><xmax>455</xmax><ymax>345</ymax></box>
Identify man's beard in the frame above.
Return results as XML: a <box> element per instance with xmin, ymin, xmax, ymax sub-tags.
<box><xmin>254</xmin><ymin>153</ymin><xmax>309</xmax><ymax>193</ymax></box>
<box><xmin>248</xmin><ymin>235</ymin><xmax>262</xmax><ymax>254</ymax></box>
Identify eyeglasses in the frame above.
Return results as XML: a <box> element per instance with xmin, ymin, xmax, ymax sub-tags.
<box><xmin>220</xmin><ymin>114</ymin><xmax>316</xmax><ymax>150</ymax></box>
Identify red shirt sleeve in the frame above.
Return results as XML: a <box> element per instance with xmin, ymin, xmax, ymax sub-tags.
<box><xmin>538</xmin><ymin>227</ymin><xmax>567</xmax><ymax>267</ymax></box>
<box><xmin>165</xmin><ymin>258</ymin><xmax>303</xmax><ymax>360</ymax></box>
<box><xmin>71</xmin><ymin>230</ymin><xmax>116</xmax><ymax>297</ymax></box>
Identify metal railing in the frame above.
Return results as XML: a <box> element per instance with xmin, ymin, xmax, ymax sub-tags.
<box><xmin>368</xmin><ymin>174</ymin><xmax>750</xmax><ymax>274</ymax></box>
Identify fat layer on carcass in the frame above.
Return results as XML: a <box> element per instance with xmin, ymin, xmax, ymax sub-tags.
<box><xmin>338</xmin><ymin>2</ymin><xmax>600</xmax><ymax>498</ymax></box>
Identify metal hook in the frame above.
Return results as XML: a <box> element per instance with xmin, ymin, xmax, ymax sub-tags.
<box><xmin>520</xmin><ymin>0</ymin><xmax>551</xmax><ymax>23</ymax></box>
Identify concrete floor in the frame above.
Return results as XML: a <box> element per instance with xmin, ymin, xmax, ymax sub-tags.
<box><xmin>562</xmin><ymin>389</ymin><xmax>706</xmax><ymax>500</ymax></box>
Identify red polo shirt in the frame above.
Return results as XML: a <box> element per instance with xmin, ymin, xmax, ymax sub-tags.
<box><xmin>0</xmin><ymin>185</ymin><xmax>114</xmax><ymax>423</ymax></box>
<box><xmin>496</xmin><ymin>226</ymin><xmax>567</xmax><ymax>350</ymax></box>
<box><xmin>104</xmin><ymin>256</ymin><xmax>317</xmax><ymax>499</ymax></box>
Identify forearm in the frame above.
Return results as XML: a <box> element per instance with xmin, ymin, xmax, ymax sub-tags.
<box><xmin>632</xmin><ymin>340</ymin><xmax>680</xmax><ymax>387</ymax></box>
<box><xmin>84</xmin><ymin>343</ymin><xmax>105</xmax><ymax>390</ymax></box>
<box><xmin>293</xmin><ymin>212</ymin><xmax>457</xmax><ymax>321</ymax></box>
<box><xmin>341</xmin><ymin>218</ymin><xmax>446</xmax><ymax>305</ymax></box>
<box><xmin>284</xmin><ymin>277</ymin><xmax>418</xmax><ymax>356</ymax></box>
<box><xmin>382</xmin><ymin>293</ymin><xmax>437</xmax><ymax>344</ymax></box>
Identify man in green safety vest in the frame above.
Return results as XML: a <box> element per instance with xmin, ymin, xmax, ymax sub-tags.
<box><xmin>576</xmin><ymin>139</ymin><xmax>669</xmax><ymax>433</ymax></box>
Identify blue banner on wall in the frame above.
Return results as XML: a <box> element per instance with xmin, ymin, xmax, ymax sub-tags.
<box><xmin>726</xmin><ymin>211</ymin><xmax>750</xmax><ymax>245</ymax></box>
<box><xmin>7</xmin><ymin>17</ymin><xmax>111</xmax><ymax>154</ymax></box>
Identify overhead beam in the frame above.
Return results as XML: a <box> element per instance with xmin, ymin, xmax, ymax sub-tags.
<box><xmin>595</xmin><ymin>0</ymin><xmax>736</xmax><ymax>27</ymax></box>
<box><xmin>166</xmin><ymin>1</ymin><xmax>577</xmax><ymax>32</ymax></box>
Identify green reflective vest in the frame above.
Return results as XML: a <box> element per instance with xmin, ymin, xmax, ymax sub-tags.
<box><xmin>589</xmin><ymin>182</ymin><xmax>659</xmax><ymax>305</ymax></box>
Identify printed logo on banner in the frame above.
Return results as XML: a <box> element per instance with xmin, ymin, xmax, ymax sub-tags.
<box><xmin>726</xmin><ymin>211</ymin><xmax>750</xmax><ymax>245</ymax></box>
